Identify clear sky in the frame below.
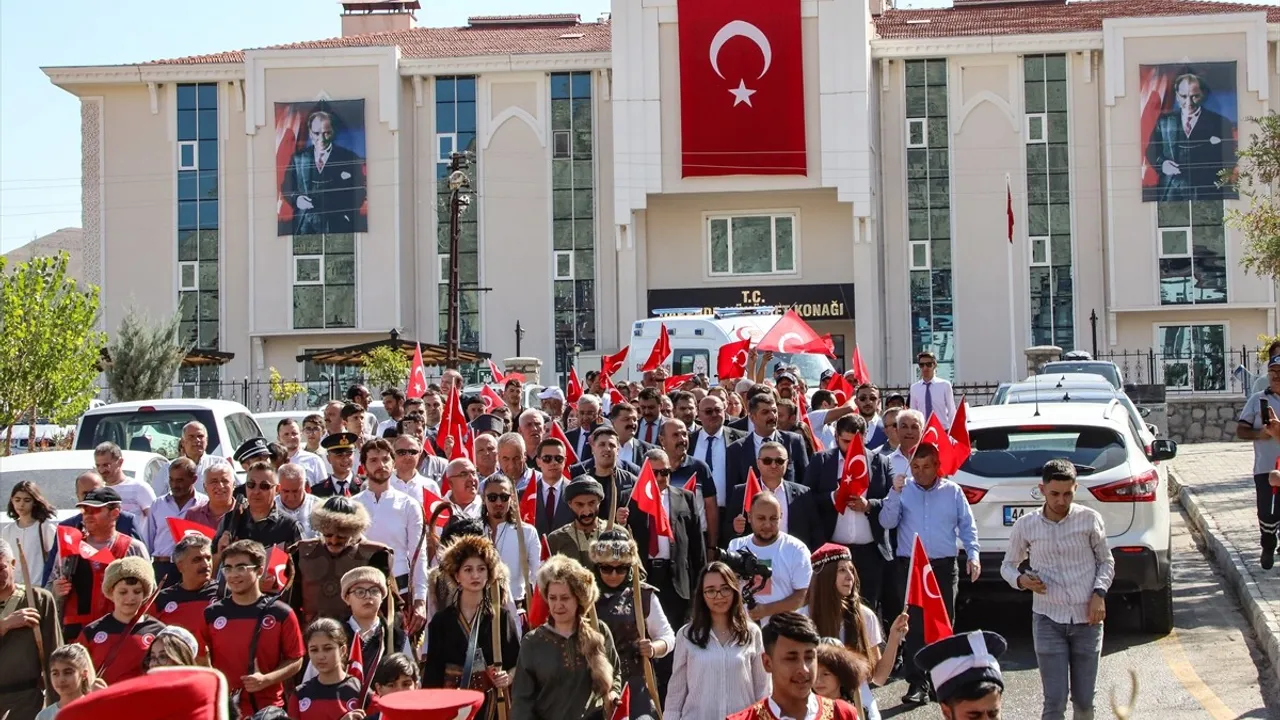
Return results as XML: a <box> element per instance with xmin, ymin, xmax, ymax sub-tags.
<box><xmin>0</xmin><ymin>0</ymin><xmax>957</xmax><ymax>253</ymax></box>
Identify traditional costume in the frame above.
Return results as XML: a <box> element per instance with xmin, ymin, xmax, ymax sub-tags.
<box><xmin>725</xmin><ymin>694</ymin><xmax>861</xmax><ymax>720</ymax></box>
<box><xmin>287</xmin><ymin>496</ymin><xmax>394</xmax><ymax>625</ymax></box>
<box><xmin>545</xmin><ymin>478</ymin><xmax>616</xmax><ymax>571</ymax></box>
<box><xmin>54</xmin><ymin>667</ymin><xmax>233</xmax><ymax>720</ymax></box>
<box><xmin>509</xmin><ymin>623</ymin><xmax>622</xmax><ymax>720</ymax></box>
<box><xmin>913</xmin><ymin>630</ymin><xmax>1007</xmax><ymax>705</ymax></box>
<box><xmin>75</xmin><ymin>557</ymin><xmax>165</xmax><ymax>686</ymax></box>
<box><xmin>0</xmin><ymin>582</ymin><xmax>61</xmax><ymax>720</ymax></box>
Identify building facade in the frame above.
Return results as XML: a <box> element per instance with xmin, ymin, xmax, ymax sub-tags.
<box><xmin>44</xmin><ymin>0</ymin><xmax>1280</xmax><ymax>393</ymax></box>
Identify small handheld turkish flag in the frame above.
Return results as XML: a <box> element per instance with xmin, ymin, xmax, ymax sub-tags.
<box><xmin>851</xmin><ymin>345</ymin><xmax>870</xmax><ymax>386</ymax></box>
<box><xmin>834</xmin><ymin>433</ymin><xmax>870</xmax><ymax>510</ymax></box>
<box><xmin>423</xmin><ymin>488</ymin><xmax>451</xmax><ymax>529</ymax></box>
<box><xmin>664</xmin><ymin>373</ymin><xmax>695</xmax><ymax>393</ymax></box>
<box><xmin>632</xmin><ymin>460</ymin><xmax>673</xmax><ymax>539</ymax></box>
<box><xmin>480</xmin><ymin>384</ymin><xmax>505</xmax><ymax>412</ymax></box>
<box><xmin>610</xmin><ymin>684</ymin><xmax>631</xmax><ymax>720</ymax></box>
<box><xmin>527</xmin><ymin>585</ymin><xmax>550</xmax><ymax>628</ymax></box>
<box><xmin>540</xmin><ymin>535</ymin><xmax>551</xmax><ymax>561</ymax></box>
<box><xmin>266</xmin><ymin>546</ymin><xmax>289</xmax><ymax>588</ymax></box>
<box><xmin>920</xmin><ymin>413</ymin><xmax>956</xmax><ymax>477</ymax></box>
<box><xmin>756</xmin><ymin>310</ymin><xmax>824</xmax><ymax>354</ymax></box>
<box><xmin>487</xmin><ymin>359</ymin><xmax>507</xmax><ymax>385</ymax></box>
<box><xmin>567</xmin><ymin>367</ymin><xmax>584</xmax><ymax>405</ymax></box>
<box><xmin>640</xmin><ymin>324</ymin><xmax>671</xmax><ymax>373</ymax></box>
<box><xmin>742</xmin><ymin>467</ymin><xmax>763</xmax><ymax>516</ymax></box>
<box><xmin>717</xmin><ymin>337</ymin><xmax>752</xmax><ymax>380</ymax></box>
<box><xmin>825</xmin><ymin>372</ymin><xmax>855</xmax><ymax>405</ymax></box>
<box><xmin>519</xmin><ymin>480</ymin><xmax>538</xmax><ymax>526</ymax></box>
<box><xmin>348</xmin><ymin>631</ymin><xmax>365</xmax><ymax>687</ymax></box>
<box><xmin>946</xmin><ymin>398</ymin><xmax>972</xmax><ymax>476</ymax></box>
<box><xmin>548</xmin><ymin>421</ymin><xmax>579</xmax><ymax>467</ymax></box>
<box><xmin>406</xmin><ymin>343</ymin><xmax>428</xmax><ymax>399</ymax></box>
<box><xmin>166</xmin><ymin>517</ymin><xmax>215</xmax><ymax>544</ymax></box>
<box><xmin>57</xmin><ymin>526</ymin><xmax>84</xmax><ymax>559</ymax></box>
<box><xmin>683</xmin><ymin>471</ymin><xmax>700</xmax><ymax>494</ymax></box>
<box><xmin>601</xmin><ymin>347</ymin><xmax>628</xmax><ymax>379</ymax></box>
<box><xmin>907</xmin><ymin>535</ymin><xmax>954</xmax><ymax>644</ymax></box>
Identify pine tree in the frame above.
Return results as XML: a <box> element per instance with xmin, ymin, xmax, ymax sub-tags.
<box><xmin>103</xmin><ymin>307</ymin><xmax>188</xmax><ymax>402</ymax></box>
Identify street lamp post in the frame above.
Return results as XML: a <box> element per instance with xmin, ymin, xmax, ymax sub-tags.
<box><xmin>515</xmin><ymin>320</ymin><xmax>525</xmax><ymax>358</ymax></box>
<box><xmin>445</xmin><ymin>153</ymin><xmax>472</xmax><ymax>370</ymax></box>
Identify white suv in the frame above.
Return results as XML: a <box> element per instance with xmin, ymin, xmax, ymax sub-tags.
<box><xmin>954</xmin><ymin>402</ymin><xmax>1177</xmax><ymax>634</ymax></box>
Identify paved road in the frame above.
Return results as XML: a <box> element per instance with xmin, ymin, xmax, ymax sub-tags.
<box><xmin>870</xmin><ymin>508</ymin><xmax>1280</xmax><ymax>719</ymax></box>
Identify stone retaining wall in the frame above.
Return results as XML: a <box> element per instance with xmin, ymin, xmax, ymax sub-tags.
<box><xmin>1165</xmin><ymin>394</ymin><xmax>1246</xmax><ymax>444</ymax></box>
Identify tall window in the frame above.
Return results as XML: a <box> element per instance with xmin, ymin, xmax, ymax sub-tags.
<box><xmin>177</xmin><ymin>83</ymin><xmax>220</xmax><ymax>395</ymax></box>
<box><xmin>436</xmin><ymin>76</ymin><xmax>480</xmax><ymax>350</ymax></box>
<box><xmin>905</xmin><ymin>59</ymin><xmax>954</xmax><ymax>380</ymax></box>
<box><xmin>1024</xmin><ymin>54</ymin><xmax>1074</xmax><ymax>350</ymax></box>
<box><xmin>1157</xmin><ymin>200</ymin><xmax>1227</xmax><ymax>305</ymax></box>
<box><xmin>551</xmin><ymin>72</ymin><xmax>596</xmax><ymax>374</ymax></box>
<box><xmin>1157</xmin><ymin>323</ymin><xmax>1225</xmax><ymax>391</ymax></box>
<box><xmin>292</xmin><ymin>233</ymin><xmax>356</xmax><ymax>328</ymax></box>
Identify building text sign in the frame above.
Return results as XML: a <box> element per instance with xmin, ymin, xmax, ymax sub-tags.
<box><xmin>648</xmin><ymin>283</ymin><xmax>854</xmax><ymax>320</ymax></box>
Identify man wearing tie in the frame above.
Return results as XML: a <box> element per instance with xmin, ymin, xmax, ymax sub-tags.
<box><xmin>909</xmin><ymin>351</ymin><xmax>956</xmax><ymax>429</ymax></box>
<box><xmin>725</xmin><ymin>393</ymin><xmax>810</xmax><ymax>495</ymax></box>
<box><xmin>311</xmin><ymin>433</ymin><xmax>364</xmax><ymax>498</ymax></box>
<box><xmin>725</xmin><ymin>441</ymin><xmax>820</xmax><ymax>550</ymax></box>
<box><xmin>636</xmin><ymin>388</ymin><xmax>666</xmax><ymax>446</ymax></box>
<box><xmin>533</xmin><ymin>437</ymin><xmax>575</xmax><ymax>535</ymax></box>
<box><xmin>564</xmin><ymin>394</ymin><xmax>603</xmax><ymax>463</ymax></box>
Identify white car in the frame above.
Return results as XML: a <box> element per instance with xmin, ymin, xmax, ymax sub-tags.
<box><xmin>74</xmin><ymin>399</ymin><xmax>261</xmax><ymax>479</ymax></box>
<box><xmin>955</xmin><ymin>402</ymin><xmax>1177</xmax><ymax>634</ymax></box>
<box><xmin>1000</xmin><ymin>374</ymin><xmax>1159</xmax><ymax>452</ymax></box>
<box><xmin>0</xmin><ymin>449</ymin><xmax>169</xmax><ymax>525</ymax></box>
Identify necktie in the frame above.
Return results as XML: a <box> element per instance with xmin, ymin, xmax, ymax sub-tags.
<box><xmin>645</xmin><ymin>422</ymin><xmax>655</xmax><ymax>444</ymax></box>
<box><xmin>1185</xmin><ymin>116</ymin><xmax>1193</xmax><ymax>136</ymax></box>
<box><xmin>545</xmin><ymin>486</ymin><xmax>556</xmax><ymax>526</ymax></box>
<box><xmin>924</xmin><ymin>381</ymin><xmax>934</xmax><ymax>420</ymax></box>
<box><xmin>705</xmin><ymin>435</ymin><xmax>716</xmax><ymax>473</ymax></box>
<box><xmin>648</xmin><ymin>509</ymin><xmax>660</xmax><ymax>557</ymax></box>
<box><xmin>337</xmin><ymin>481</ymin><xmax>346</xmax><ymax>496</ymax></box>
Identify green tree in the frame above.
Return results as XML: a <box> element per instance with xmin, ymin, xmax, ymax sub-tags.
<box><xmin>1224</xmin><ymin>111</ymin><xmax>1280</xmax><ymax>278</ymax></box>
<box><xmin>363</xmin><ymin>346</ymin><xmax>409</xmax><ymax>392</ymax></box>
<box><xmin>0</xmin><ymin>253</ymin><xmax>106</xmax><ymax>454</ymax></box>
<box><xmin>103</xmin><ymin>306</ymin><xmax>188</xmax><ymax>402</ymax></box>
<box><xmin>267</xmin><ymin>367</ymin><xmax>307</xmax><ymax>410</ymax></box>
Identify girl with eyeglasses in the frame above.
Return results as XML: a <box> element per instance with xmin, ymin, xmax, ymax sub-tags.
<box><xmin>664</xmin><ymin>561</ymin><xmax>770</xmax><ymax>720</ymax></box>
<box><xmin>587</xmin><ymin>528</ymin><xmax>674</xmax><ymax>719</ymax></box>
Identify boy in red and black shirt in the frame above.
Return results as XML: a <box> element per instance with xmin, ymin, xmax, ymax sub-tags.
<box><xmin>200</xmin><ymin>539</ymin><xmax>304</xmax><ymax>717</ymax></box>
<box><xmin>155</xmin><ymin>534</ymin><xmax>217</xmax><ymax>656</ymax></box>
<box><xmin>76</xmin><ymin>556</ymin><xmax>166</xmax><ymax>685</ymax></box>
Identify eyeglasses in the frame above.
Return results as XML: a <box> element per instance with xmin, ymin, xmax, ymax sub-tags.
<box><xmin>702</xmin><ymin>586</ymin><xmax>734</xmax><ymax>599</ymax></box>
<box><xmin>394</xmin><ymin>448</ymin><xmax>419</xmax><ymax>457</ymax></box>
<box><xmin>654</xmin><ymin>469</ymin><xmax>672</xmax><ymax>478</ymax></box>
<box><xmin>540</xmin><ymin>455</ymin><xmax>565</xmax><ymax>464</ymax></box>
<box><xmin>244</xmin><ymin>481</ymin><xmax>276</xmax><ymax>491</ymax></box>
<box><xmin>759</xmin><ymin>457</ymin><xmax>787</xmax><ymax>467</ymax></box>
<box><xmin>486</xmin><ymin>493</ymin><xmax>512</xmax><ymax>503</ymax></box>
<box><xmin>347</xmin><ymin>586</ymin><xmax>385</xmax><ymax>599</ymax></box>
<box><xmin>598</xmin><ymin>564</ymin><xmax>629</xmax><ymax>575</ymax></box>
<box><xmin>224</xmin><ymin>563</ymin><xmax>259</xmax><ymax>575</ymax></box>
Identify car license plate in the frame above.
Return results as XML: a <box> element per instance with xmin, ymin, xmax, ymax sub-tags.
<box><xmin>1003</xmin><ymin>505</ymin><xmax>1037</xmax><ymax>526</ymax></box>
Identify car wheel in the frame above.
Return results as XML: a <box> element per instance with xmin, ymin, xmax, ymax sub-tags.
<box><xmin>1140</xmin><ymin>582</ymin><xmax>1174</xmax><ymax>635</ymax></box>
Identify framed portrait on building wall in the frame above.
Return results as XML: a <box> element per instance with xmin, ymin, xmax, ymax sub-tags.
<box><xmin>275</xmin><ymin>99</ymin><xmax>368</xmax><ymax>236</ymax></box>
<box><xmin>1139</xmin><ymin>62</ymin><xmax>1238</xmax><ymax>202</ymax></box>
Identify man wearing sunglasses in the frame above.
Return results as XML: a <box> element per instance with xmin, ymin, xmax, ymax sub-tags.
<box><xmin>909</xmin><ymin>350</ymin><xmax>957</xmax><ymax>429</ymax></box>
<box><xmin>533</xmin><ymin>437</ymin><xmax>575</xmax><ymax>535</ymax></box>
<box><xmin>725</xmin><ymin>441</ymin><xmax>820</xmax><ymax>551</ymax></box>
<box><xmin>389</xmin><ymin>434</ymin><xmax>440</xmax><ymax>500</ymax></box>
<box><xmin>481</xmin><ymin>474</ymin><xmax>541</xmax><ymax>609</ymax></box>
<box><xmin>626</xmin><ymin>448</ymin><xmax>705</xmax><ymax>630</ymax></box>
<box><xmin>312</xmin><ymin>432</ymin><xmax>365</xmax><ymax>498</ymax></box>
<box><xmin>286</xmin><ymin>495</ymin><xmax>393</xmax><ymax>625</ymax></box>
<box><xmin>212</xmin><ymin>464</ymin><xmax>302</xmax><ymax>571</ymax></box>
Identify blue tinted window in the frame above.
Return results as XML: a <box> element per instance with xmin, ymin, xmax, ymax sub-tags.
<box><xmin>199</xmin><ymin>141</ymin><xmax>218</xmax><ymax>171</ymax></box>
<box><xmin>198</xmin><ymin>109</ymin><xmax>218</xmax><ymax>140</ymax></box>
<box><xmin>178</xmin><ymin>201</ymin><xmax>198</xmax><ymax>230</ymax></box>
<box><xmin>198</xmin><ymin>200</ymin><xmax>218</xmax><ymax>228</ymax></box>
<box><xmin>177</xmin><ymin>84</ymin><xmax>197</xmax><ymax>110</ymax></box>
<box><xmin>198</xmin><ymin>171</ymin><xmax>218</xmax><ymax>200</ymax></box>
<box><xmin>551</xmin><ymin>74</ymin><xmax>571</xmax><ymax>100</ymax></box>
<box><xmin>436</xmin><ymin>102</ymin><xmax>455</xmax><ymax>133</ymax></box>
<box><xmin>436</xmin><ymin>77</ymin><xmax>455</xmax><ymax>101</ymax></box>
<box><xmin>197</xmin><ymin>83</ymin><xmax>218</xmax><ymax>109</ymax></box>
<box><xmin>180</xmin><ymin>143</ymin><xmax>196</xmax><ymax>168</ymax></box>
<box><xmin>456</xmin><ymin>77</ymin><xmax>476</xmax><ymax>102</ymax></box>
<box><xmin>456</xmin><ymin>102</ymin><xmax>476</xmax><ymax>133</ymax></box>
<box><xmin>178</xmin><ymin>171</ymin><xmax>197</xmax><ymax>201</ymax></box>
<box><xmin>177</xmin><ymin>110</ymin><xmax>197</xmax><ymax>142</ymax></box>
<box><xmin>571</xmin><ymin>73</ymin><xmax>592</xmax><ymax>98</ymax></box>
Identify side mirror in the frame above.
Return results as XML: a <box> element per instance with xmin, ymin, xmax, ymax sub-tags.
<box><xmin>1149</xmin><ymin>438</ymin><xmax>1177</xmax><ymax>462</ymax></box>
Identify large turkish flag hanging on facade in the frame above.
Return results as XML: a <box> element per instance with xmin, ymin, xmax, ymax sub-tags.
<box><xmin>677</xmin><ymin>0</ymin><xmax>806</xmax><ymax>177</ymax></box>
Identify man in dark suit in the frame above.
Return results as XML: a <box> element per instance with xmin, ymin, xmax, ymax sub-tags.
<box><xmin>808</xmin><ymin>415</ymin><xmax>894</xmax><ymax>614</ymax></box>
<box><xmin>579</xmin><ymin>426</ymin><xmax>636</xmax><ymax>523</ymax></box>
<box><xmin>280</xmin><ymin>109</ymin><xmax>367</xmax><ymax>235</ymax></box>
<box><xmin>689</xmin><ymin>395</ymin><xmax>746</xmax><ymax>549</ymax></box>
<box><xmin>635</xmin><ymin>387</ymin><xmax>666</xmax><ymax>446</ymax></box>
<box><xmin>657</xmin><ymin>419</ymin><xmax>713</xmax><ymax>551</ymax></box>
<box><xmin>1144</xmin><ymin>70</ymin><xmax>1237</xmax><ymax>202</ymax></box>
<box><xmin>532</xmin><ymin>437</ymin><xmax>576</xmax><ymax>535</ymax></box>
<box><xmin>726</xmin><ymin>382</ymin><xmax>778</xmax><ymax>433</ymax></box>
<box><xmin>723</xmin><ymin>440</ymin><xmax>821</xmax><ymax>550</ymax></box>
<box><xmin>564</xmin><ymin>393</ymin><xmax>604</xmax><ymax>464</ymax></box>
<box><xmin>626</xmin><ymin>447</ymin><xmax>705</xmax><ymax>627</ymax></box>
<box><xmin>725</xmin><ymin>393</ymin><xmax>809</xmax><ymax>493</ymax></box>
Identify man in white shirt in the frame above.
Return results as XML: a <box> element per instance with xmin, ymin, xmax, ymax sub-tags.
<box><xmin>376</xmin><ymin>387</ymin><xmax>406</xmax><ymax>437</ymax></box>
<box><xmin>909</xmin><ymin>350</ymin><xmax>957</xmax><ymax>429</ymax></box>
<box><xmin>95</xmin><ymin>441</ymin><xmax>157</xmax><ymax>519</ymax></box>
<box><xmin>149</xmin><ymin>421</ymin><xmax>227</xmax><ymax>496</ymax></box>
<box><xmin>497</xmin><ymin>433</ymin><xmax>539</xmax><ymax>492</ymax></box>
<box><xmin>352</xmin><ymin>438</ymin><xmax>427</xmax><ymax>633</ymax></box>
<box><xmin>390</xmin><ymin>434</ymin><xmax>440</xmax><ymax>500</ymax></box>
<box><xmin>887</xmin><ymin>409</ymin><xmax>925</xmax><ymax>478</ymax></box>
<box><xmin>727</xmin><ymin>492</ymin><xmax>812</xmax><ymax>624</ymax></box>
<box><xmin>276</xmin><ymin>418</ymin><xmax>329</xmax><ymax>486</ymax></box>
<box><xmin>143</xmin><ymin>456</ymin><xmax>207</xmax><ymax>585</ymax></box>
<box><xmin>442</xmin><ymin>458</ymin><xmax>485</xmax><ymax>520</ymax></box>
<box><xmin>473</xmin><ymin>432</ymin><xmax>500</xmax><ymax>478</ymax></box>
<box><xmin>480</xmin><ymin>474</ymin><xmax>541</xmax><ymax>605</ymax></box>
<box><xmin>274</xmin><ymin>463</ymin><xmax>319</xmax><ymax>540</ymax></box>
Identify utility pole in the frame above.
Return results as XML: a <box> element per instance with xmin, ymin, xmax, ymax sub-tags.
<box><xmin>445</xmin><ymin>152</ymin><xmax>472</xmax><ymax>369</ymax></box>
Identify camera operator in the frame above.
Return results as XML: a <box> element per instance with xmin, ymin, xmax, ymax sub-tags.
<box><xmin>1238</xmin><ymin>353</ymin><xmax>1280</xmax><ymax>569</ymax></box>
<box><xmin>726</xmin><ymin>492</ymin><xmax>812</xmax><ymax>624</ymax></box>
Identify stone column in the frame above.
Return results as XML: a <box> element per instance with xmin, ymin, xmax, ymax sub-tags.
<box><xmin>503</xmin><ymin>357</ymin><xmax>543</xmax><ymax>386</ymax></box>
<box><xmin>1024</xmin><ymin>345</ymin><xmax>1063</xmax><ymax>377</ymax></box>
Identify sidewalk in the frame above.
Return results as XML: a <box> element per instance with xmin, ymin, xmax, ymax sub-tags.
<box><xmin>1169</xmin><ymin>442</ymin><xmax>1280</xmax><ymax>686</ymax></box>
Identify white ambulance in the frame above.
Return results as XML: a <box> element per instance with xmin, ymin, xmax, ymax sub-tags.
<box><xmin>621</xmin><ymin>306</ymin><xmax>836</xmax><ymax>386</ymax></box>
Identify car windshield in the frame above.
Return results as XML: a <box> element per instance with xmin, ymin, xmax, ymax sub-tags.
<box><xmin>1040</xmin><ymin>362</ymin><xmax>1122</xmax><ymax>390</ymax></box>
<box><xmin>0</xmin><ymin>466</ymin><xmax>146</xmax><ymax>512</ymax></box>
<box><xmin>765</xmin><ymin>353</ymin><xmax>836</xmax><ymax>387</ymax></box>
<box><xmin>961</xmin><ymin>424</ymin><xmax>1129</xmax><ymax>478</ymax></box>
<box><xmin>76</xmin><ymin>409</ymin><xmax>221</xmax><ymax>460</ymax></box>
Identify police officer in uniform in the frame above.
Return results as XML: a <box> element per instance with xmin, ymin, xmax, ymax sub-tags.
<box><xmin>287</xmin><ymin>495</ymin><xmax>394</xmax><ymax>625</ymax></box>
<box><xmin>312</xmin><ymin>432</ymin><xmax>365</xmax><ymax>498</ymax></box>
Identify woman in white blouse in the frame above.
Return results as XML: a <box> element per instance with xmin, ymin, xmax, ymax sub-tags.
<box><xmin>2</xmin><ymin>481</ymin><xmax>59</xmax><ymax>586</ymax></box>
<box><xmin>665</xmin><ymin>561</ymin><xmax>770</xmax><ymax>720</ymax></box>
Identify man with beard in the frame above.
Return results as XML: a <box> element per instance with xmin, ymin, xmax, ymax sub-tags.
<box><xmin>274</xmin><ymin>464</ymin><xmax>319</xmax><ymax>540</ymax></box>
<box><xmin>155</xmin><ymin>533</ymin><xmax>217</xmax><ymax>654</ymax></box>
<box><xmin>726</xmin><ymin>442</ymin><xmax>820</xmax><ymax>550</ymax></box>
<box><xmin>635</xmin><ymin>388</ymin><xmax>665</xmax><ymax>446</ymax></box>
<box><xmin>726</xmin><ymin>493</ymin><xmax>812</xmax><ymax>624</ymax></box>
<box><xmin>0</xmin><ymin>538</ymin><xmax>62</xmax><ymax>720</ymax></box>
<box><xmin>546</xmin><ymin>477</ymin><xmax>616</xmax><ymax>571</ymax></box>
<box><xmin>442</xmin><ymin>458</ymin><xmax>484</xmax><ymax>519</ymax></box>
<box><xmin>539</xmin><ymin>386</ymin><xmax>566</xmax><ymax>423</ymax></box>
<box><xmin>377</xmin><ymin>388</ymin><xmax>406</xmax><ymax>437</ymax></box>
<box><xmin>481</xmin><ymin>474</ymin><xmax>541</xmax><ymax>609</ymax></box>
<box><xmin>352</xmin><ymin>438</ymin><xmax>427</xmax><ymax>634</ymax></box>
<box><xmin>287</xmin><ymin>496</ymin><xmax>393</xmax><ymax>625</ymax></box>
<box><xmin>855</xmin><ymin>384</ymin><xmax>889</xmax><ymax>449</ymax></box>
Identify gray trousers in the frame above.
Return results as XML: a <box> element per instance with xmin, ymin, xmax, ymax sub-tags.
<box><xmin>1032</xmin><ymin>612</ymin><xmax>1104</xmax><ymax>720</ymax></box>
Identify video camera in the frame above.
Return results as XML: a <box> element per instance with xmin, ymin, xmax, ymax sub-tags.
<box><xmin>721</xmin><ymin>546</ymin><xmax>773</xmax><ymax>609</ymax></box>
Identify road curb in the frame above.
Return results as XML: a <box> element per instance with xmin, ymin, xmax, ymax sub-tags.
<box><xmin>1171</xmin><ymin>467</ymin><xmax>1280</xmax><ymax>686</ymax></box>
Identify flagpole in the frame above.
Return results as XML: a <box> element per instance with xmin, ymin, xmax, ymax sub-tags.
<box><xmin>1006</xmin><ymin>173</ymin><xmax>1020</xmax><ymax>382</ymax></box>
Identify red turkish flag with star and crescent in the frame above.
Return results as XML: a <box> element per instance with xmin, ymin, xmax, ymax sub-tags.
<box><xmin>907</xmin><ymin>534</ymin><xmax>954</xmax><ymax>644</ymax></box>
<box><xmin>601</xmin><ymin>348</ymin><xmax>629</xmax><ymax>379</ymax></box>
<box><xmin>834</xmin><ymin>433</ymin><xmax>870</xmax><ymax>510</ymax></box>
<box><xmin>756</xmin><ymin>309</ymin><xmax>823</xmax><ymax>354</ymax></box>
<box><xmin>479</xmin><ymin>384</ymin><xmax>505</xmax><ymax>413</ymax></box>
<box><xmin>717</xmin><ymin>337</ymin><xmax>752</xmax><ymax>380</ymax></box>
<box><xmin>677</xmin><ymin>0</ymin><xmax>806</xmax><ymax>176</ymax></box>
<box><xmin>632</xmin><ymin>460</ymin><xmax>674</xmax><ymax>539</ymax></box>
<box><xmin>640</xmin><ymin>324</ymin><xmax>672</xmax><ymax>373</ymax></box>
<box><xmin>567</xmin><ymin>367</ymin><xmax>584</xmax><ymax>405</ymax></box>
<box><xmin>406</xmin><ymin>343</ymin><xmax>428</xmax><ymax>399</ymax></box>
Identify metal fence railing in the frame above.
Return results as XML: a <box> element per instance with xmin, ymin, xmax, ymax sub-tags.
<box><xmin>97</xmin><ymin>376</ymin><xmax>367</xmax><ymax>414</ymax></box>
<box><xmin>1096</xmin><ymin>346</ymin><xmax>1262</xmax><ymax>395</ymax></box>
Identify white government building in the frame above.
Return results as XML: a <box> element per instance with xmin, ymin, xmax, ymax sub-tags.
<box><xmin>42</xmin><ymin>0</ymin><xmax>1280</xmax><ymax>392</ymax></box>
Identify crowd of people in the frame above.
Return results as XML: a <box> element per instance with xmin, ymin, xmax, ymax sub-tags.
<box><xmin>0</xmin><ymin>351</ymin><xmax>1119</xmax><ymax>720</ymax></box>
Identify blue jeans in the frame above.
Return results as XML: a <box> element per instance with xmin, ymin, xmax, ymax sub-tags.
<box><xmin>1032</xmin><ymin>612</ymin><xmax>1103</xmax><ymax>720</ymax></box>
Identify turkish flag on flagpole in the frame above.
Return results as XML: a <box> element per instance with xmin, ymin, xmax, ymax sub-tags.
<box><xmin>683</xmin><ymin>471</ymin><xmax>700</xmax><ymax>494</ymax></box>
<box><xmin>423</xmin><ymin>488</ymin><xmax>452</xmax><ymax>529</ymax></box>
<box><xmin>640</xmin><ymin>324</ymin><xmax>671</xmax><ymax>373</ymax></box>
<box><xmin>742</xmin><ymin>467</ymin><xmax>763</xmax><ymax>515</ymax></box>
<box><xmin>548</xmin><ymin>421</ymin><xmax>579</xmax><ymax>467</ymax></box>
<box><xmin>906</xmin><ymin>535</ymin><xmax>954</xmax><ymax>644</ymax></box>
<box><xmin>946</xmin><ymin>397</ymin><xmax>972</xmax><ymax>476</ymax></box>
<box><xmin>632</xmin><ymin>460</ymin><xmax>674</xmax><ymax>539</ymax></box>
<box><xmin>1006</xmin><ymin>173</ymin><xmax>1020</xmax><ymax>381</ymax></box>
<box><xmin>406</xmin><ymin>343</ymin><xmax>428</xmax><ymax>399</ymax></box>
<box><xmin>677</xmin><ymin>0</ymin><xmax>806</xmax><ymax>177</ymax></box>
<box><xmin>851</xmin><ymin>345</ymin><xmax>871</xmax><ymax>386</ymax></box>
<box><xmin>825</xmin><ymin>372</ymin><xmax>855</xmax><ymax>405</ymax></box>
<box><xmin>488</xmin><ymin>359</ymin><xmax>507</xmax><ymax>384</ymax></box>
<box><xmin>921</xmin><ymin>413</ymin><xmax>956</xmax><ymax>477</ymax></box>
<box><xmin>166</xmin><ymin>517</ymin><xmax>216</xmax><ymax>543</ymax></box>
<box><xmin>717</xmin><ymin>337</ymin><xmax>752</xmax><ymax>380</ymax></box>
<box><xmin>601</xmin><ymin>347</ymin><xmax>628</xmax><ymax>379</ymax></box>
<box><xmin>567</xmin><ymin>367</ymin><xmax>584</xmax><ymax>405</ymax></box>
<box><xmin>348</xmin><ymin>632</ymin><xmax>365</xmax><ymax>686</ymax></box>
<box><xmin>756</xmin><ymin>310</ymin><xmax>823</xmax><ymax>354</ymax></box>
<box><xmin>1007</xmin><ymin>175</ymin><xmax>1015</xmax><ymax>245</ymax></box>
<box><xmin>479</xmin><ymin>384</ymin><xmax>505</xmax><ymax>412</ymax></box>
<box><xmin>834</xmin><ymin>433</ymin><xmax>870</xmax><ymax>510</ymax></box>
<box><xmin>527</xmin><ymin>585</ymin><xmax>550</xmax><ymax>628</ymax></box>
<box><xmin>519</xmin><ymin>479</ymin><xmax>538</xmax><ymax>526</ymax></box>
<box><xmin>610</xmin><ymin>684</ymin><xmax>632</xmax><ymax>720</ymax></box>
<box><xmin>664</xmin><ymin>373</ymin><xmax>695</xmax><ymax>393</ymax></box>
